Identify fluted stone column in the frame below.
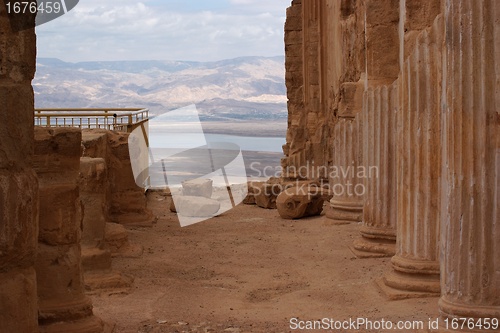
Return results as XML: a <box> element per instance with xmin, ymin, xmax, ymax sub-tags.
<box><xmin>325</xmin><ymin>0</ymin><xmax>366</xmax><ymax>222</ymax></box>
<box><xmin>328</xmin><ymin>115</ymin><xmax>364</xmax><ymax>224</ymax></box>
<box><xmin>34</xmin><ymin>128</ymin><xmax>103</xmax><ymax>333</ymax></box>
<box><xmin>0</xmin><ymin>5</ymin><xmax>39</xmax><ymax>332</ymax></box>
<box><xmin>439</xmin><ymin>0</ymin><xmax>500</xmax><ymax>329</ymax></box>
<box><xmin>352</xmin><ymin>83</ymin><xmax>398</xmax><ymax>257</ymax></box>
<box><xmin>382</xmin><ymin>15</ymin><xmax>444</xmax><ymax>298</ymax></box>
<box><xmin>348</xmin><ymin>0</ymin><xmax>399</xmax><ymax>257</ymax></box>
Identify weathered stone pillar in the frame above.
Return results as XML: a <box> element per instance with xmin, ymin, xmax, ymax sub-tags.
<box><xmin>349</xmin><ymin>0</ymin><xmax>399</xmax><ymax>257</ymax></box>
<box><xmin>364</xmin><ymin>0</ymin><xmax>400</xmax><ymax>86</ymax></box>
<box><xmin>34</xmin><ymin>128</ymin><xmax>103</xmax><ymax>333</ymax></box>
<box><xmin>438</xmin><ymin>0</ymin><xmax>500</xmax><ymax>328</ymax></box>
<box><xmin>0</xmin><ymin>5</ymin><xmax>39</xmax><ymax>332</ymax></box>
<box><xmin>328</xmin><ymin>114</ymin><xmax>364</xmax><ymax>224</ymax></box>
<box><xmin>382</xmin><ymin>15</ymin><xmax>444</xmax><ymax>298</ymax></box>
<box><xmin>80</xmin><ymin>157</ymin><xmax>108</xmax><ymax>252</ymax></box>
<box><xmin>282</xmin><ymin>0</ymin><xmax>305</xmax><ymax>179</ymax></box>
<box><xmin>325</xmin><ymin>0</ymin><xmax>366</xmax><ymax>223</ymax></box>
<box><xmin>352</xmin><ymin>83</ymin><xmax>398</xmax><ymax>257</ymax></box>
<box><xmin>106</xmin><ymin>131</ymin><xmax>155</xmax><ymax>226</ymax></box>
<box><xmin>283</xmin><ymin>0</ymin><xmax>334</xmax><ymax>181</ymax></box>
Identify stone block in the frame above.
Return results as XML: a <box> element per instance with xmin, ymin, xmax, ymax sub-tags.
<box><xmin>254</xmin><ymin>179</ymin><xmax>283</xmax><ymax>209</ymax></box>
<box><xmin>338</xmin><ymin>81</ymin><xmax>364</xmax><ymax>117</ymax></box>
<box><xmin>365</xmin><ymin>25</ymin><xmax>400</xmax><ymax>80</ymax></box>
<box><xmin>365</xmin><ymin>0</ymin><xmax>400</xmax><ymax>27</ymax></box>
<box><xmin>82</xmin><ymin>130</ymin><xmax>108</xmax><ymax>159</ymax></box>
<box><xmin>182</xmin><ymin>178</ymin><xmax>213</xmax><ymax>198</ymax></box>
<box><xmin>243</xmin><ymin>181</ymin><xmax>261</xmax><ymax>205</ymax></box>
<box><xmin>80</xmin><ymin>157</ymin><xmax>107</xmax><ymax>193</ymax></box>
<box><xmin>34</xmin><ymin>127</ymin><xmax>82</xmax><ymax>180</ymax></box>
<box><xmin>36</xmin><ymin>243</ymin><xmax>86</xmax><ymax>306</ymax></box>
<box><xmin>0</xmin><ymin>19</ymin><xmax>36</xmax><ymax>82</ymax></box>
<box><xmin>0</xmin><ymin>267</ymin><xmax>38</xmax><ymax>333</ymax></box>
<box><xmin>0</xmin><ymin>84</ymin><xmax>35</xmax><ymax>169</ymax></box>
<box><xmin>79</xmin><ymin>158</ymin><xmax>108</xmax><ymax>245</ymax></box>
<box><xmin>38</xmin><ymin>183</ymin><xmax>81</xmax><ymax>246</ymax></box>
<box><xmin>174</xmin><ymin>196</ymin><xmax>221</xmax><ymax>218</ymax></box>
<box><xmin>0</xmin><ymin>169</ymin><xmax>39</xmax><ymax>270</ymax></box>
<box><xmin>276</xmin><ymin>186</ymin><xmax>325</xmax><ymax>219</ymax></box>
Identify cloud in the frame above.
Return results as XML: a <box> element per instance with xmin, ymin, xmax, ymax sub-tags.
<box><xmin>36</xmin><ymin>0</ymin><xmax>290</xmax><ymax>62</ymax></box>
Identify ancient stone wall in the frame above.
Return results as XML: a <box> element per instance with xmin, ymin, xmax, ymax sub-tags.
<box><xmin>0</xmin><ymin>3</ymin><xmax>39</xmax><ymax>332</ymax></box>
<box><xmin>82</xmin><ymin>129</ymin><xmax>154</xmax><ymax>226</ymax></box>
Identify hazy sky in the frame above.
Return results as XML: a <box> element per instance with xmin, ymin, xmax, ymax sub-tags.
<box><xmin>36</xmin><ymin>0</ymin><xmax>290</xmax><ymax>63</ymax></box>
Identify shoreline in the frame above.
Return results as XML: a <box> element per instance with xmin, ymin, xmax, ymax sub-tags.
<box><xmin>199</xmin><ymin>120</ymin><xmax>287</xmax><ymax>137</ymax></box>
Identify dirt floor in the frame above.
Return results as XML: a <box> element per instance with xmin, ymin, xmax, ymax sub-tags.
<box><xmin>91</xmin><ymin>192</ymin><xmax>439</xmax><ymax>333</ymax></box>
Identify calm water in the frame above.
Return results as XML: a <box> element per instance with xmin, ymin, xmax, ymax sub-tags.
<box><xmin>149</xmin><ymin>132</ymin><xmax>285</xmax><ymax>153</ymax></box>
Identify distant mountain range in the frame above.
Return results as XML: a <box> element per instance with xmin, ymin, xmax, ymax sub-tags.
<box><xmin>33</xmin><ymin>56</ymin><xmax>287</xmax><ymax>122</ymax></box>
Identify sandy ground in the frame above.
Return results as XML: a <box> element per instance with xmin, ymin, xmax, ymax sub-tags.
<box><xmin>91</xmin><ymin>192</ymin><xmax>439</xmax><ymax>333</ymax></box>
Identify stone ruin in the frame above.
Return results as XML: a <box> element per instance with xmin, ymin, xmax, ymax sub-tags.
<box><xmin>278</xmin><ymin>0</ymin><xmax>499</xmax><ymax>325</ymax></box>
<box><xmin>0</xmin><ymin>9</ymin><xmax>154</xmax><ymax>327</ymax></box>
<box><xmin>0</xmin><ymin>0</ymin><xmax>499</xmax><ymax>332</ymax></box>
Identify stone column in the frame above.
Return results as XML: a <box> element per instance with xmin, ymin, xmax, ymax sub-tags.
<box><xmin>325</xmin><ymin>0</ymin><xmax>366</xmax><ymax>223</ymax></box>
<box><xmin>349</xmin><ymin>0</ymin><xmax>399</xmax><ymax>257</ymax></box>
<box><xmin>382</xmin><ymin>15</ymin><xmax>444</xmax><ymax>298</ymax></box>
<box><xmin>352</xmin><ymin>83</ymin><xmax>398</xmax><ymax>257</ymax></box>
<box><xmin>0</xmin><ymin>5</ymin><xmax>39</xmax><ymax>332</ymax></box>
<box><xmin>106</xmin><ymin>131</ymin><xmax>155</xmax><ymax>226</ymax></box>
<box><xmin>282</xmin><ymin>0</ymin><xmax>334</xmax><ymax>181</ymax></box>
<box><xmin>439</xmin><ymin>0</ymin><xmax>500</xmax><ymax>328</ymax></box>
<box><xmin>302</xmin><ymin>0</ymin><xmax>326</xmax><ymax>180</ymax></box>
<box><xmin>80</xmin><ymin>157</ymin><xmax>130</xmax><ymax>290</ymax></box>
<box><xmin>34</xmin><ymin>128</ymin><xmax>103</xmax><ymax>333</ymax></box>
<box><xmin>328</xmin><ymin>113</ymin><xmax>364</xmax><ymax>224</ymax></box>
<box><xmin>282</xmin><ymin>0</ymin><xmax>305</xmax><ymax>179</ymax></box>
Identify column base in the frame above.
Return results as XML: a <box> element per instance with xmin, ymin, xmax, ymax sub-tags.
<box><xmin>82</xmin><ymin>247</ymin><xmax>112</xmax><ymax>272</ymax></box>
<box><xmin>39</xmin><ymin>315</ymin><xmax>104</xmax><ymax>333</ymax></box>
<box><xmin>0</xmin><ymin>267</ymin><xmax>38</xmax><ymax>333</ymax></box>
<box><xmin>350</xmin><ymin>224</ymin><xmax>396</xmax><ymax>258</ymax></box>
<box><xmin>350</xmin><ymin>237</ymin><xmax>396</xmax><ymax>258</ymax></box>
<box><xmin>379</xmin><ymin>255</ymin><xmax>440</xmax><ymax>299</ymax></box>
<box><xmin>84</xmin><ymin>270</ymin><xmax>133</xmax><ymax>292</ymax></box>
<box><xmin>39</xmin><ymin>296</ymin><xmax>104</xmax><ymax>333</ymax></box>
<box><xmin>437</xmin><ymin>296</ymin><xmax>500</xmax><ymax>332</ymax></box>
<box><xmin>379</xmin><ymin>271</ymin><xmax>440</xmax><ymax>300</ymax></box>
<box><xmin>325</xmin><ymin>199</ymin><xmax>363</xmax><ymax>224</ymax></box>
<box><xmin>108</xmin><ymin>212</ymin><xmax>156</xmax><ymax>227</ymax></box>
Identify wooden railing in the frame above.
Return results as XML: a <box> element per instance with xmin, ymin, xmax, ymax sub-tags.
<box><xmin>34</xmin><ymin>108</ymin><xmax>149</xmax><ymax>133</ymax></box>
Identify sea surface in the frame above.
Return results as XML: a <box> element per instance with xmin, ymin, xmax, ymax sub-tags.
<box><xmin>145</xmin><ymin>132</ymin><xmax>285</xmax><ymax>187</ymax></box>
<box><xmin>149</xmin><ymin>132</ymin><xmax>285</xmax><ymax>153</ymax></box>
